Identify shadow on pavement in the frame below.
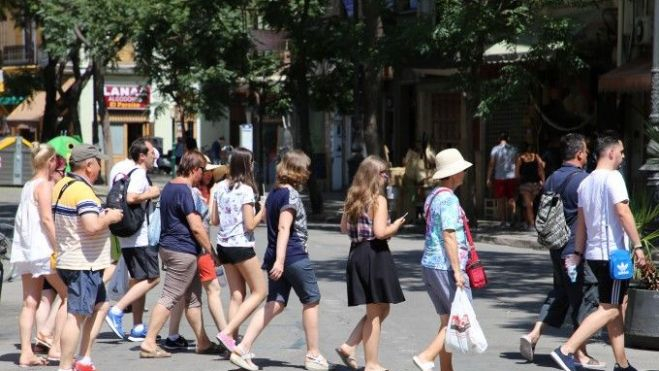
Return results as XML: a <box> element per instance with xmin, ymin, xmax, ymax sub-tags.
<box><xmin>499</xmin><ymin>352</ymin><xmax>557</xmax><ymax>369</ymax></box>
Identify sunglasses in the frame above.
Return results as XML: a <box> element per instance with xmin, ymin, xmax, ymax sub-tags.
<box><xmin>56</xmin><ymin>169</ymin><xmax>66</xmax><ymax>176</ymax></box>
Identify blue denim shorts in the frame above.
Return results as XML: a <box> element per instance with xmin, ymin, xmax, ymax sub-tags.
<box><xmin>267</xmin><ymin>258</ymin><xmax>321</xmax><ymax>306</ymax></box>
<box><xmin>58</xmin><ymin>269</ymin><xmax>107</xmax><ymax>316</ymax></box>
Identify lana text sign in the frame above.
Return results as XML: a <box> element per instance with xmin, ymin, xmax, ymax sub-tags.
<box><xmin>104</xmin><ymin>84</ymin><xmax>150</xmax><ymax>110</ymax></box>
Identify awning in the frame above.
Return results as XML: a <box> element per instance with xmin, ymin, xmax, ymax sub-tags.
<box><xmin>598</xmin><ymin>60</ymin><xmax>650</xmax><ymax>93</ymax></box>
<box><xmin>483</xmin><ymin>41</ymin><xmax>531</xmax><ymax>64</ymax></box>
<box><xmin>6</xmin><ymin>91</ymin><xmax>45</xmax><ymax>124</ymax></box>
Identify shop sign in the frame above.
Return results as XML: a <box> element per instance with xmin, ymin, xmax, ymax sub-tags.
<box><xmin>104</xmin><ymin>84</ymin><xmax>150</xmax><ymax>110</ymax></box>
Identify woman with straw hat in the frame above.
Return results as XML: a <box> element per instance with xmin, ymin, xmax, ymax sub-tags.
<box><xmin>412</xmin><ymin>148</ymin><xmax>473</xmax><ymax>371</ymax></box>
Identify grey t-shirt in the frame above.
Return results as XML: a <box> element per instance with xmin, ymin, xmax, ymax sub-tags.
<box><xmin>490</xmin><ymin>143</ymin><xmax>517</xmax><ymax>180</ymax></box>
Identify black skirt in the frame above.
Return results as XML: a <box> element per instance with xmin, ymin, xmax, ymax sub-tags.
<box><xmin>346</xmin><ymin>239</ymin><xmax>405</xmax><ymax>306</ymax></box>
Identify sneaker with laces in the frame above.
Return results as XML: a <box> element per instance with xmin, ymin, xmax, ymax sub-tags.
<box><xmin>613</xmin><ymin>362</ymin><xmax>637</xmax><ymax>371</ymax></box>
<box><xmin>104</xmin><ymin>311</ymin><xmax>124</xmax><ymax>339</ymax></box>
<box><xmin>74</xmin><ymin>360</ymin><xmax>97</xmax><ymax>371</ymax></box>
<box><xmin>216</xmin><ymin>332</ymin><xmax>236</xmax><ymax>352</ymax></box>
<box><xmin>550</xmin><ymin>347</ymin><xmax>576</xmax><ymax>371</ymax></box>
<box><xmin>161</xmin><ymin>335</ymin><xmax>190</xmax><ymax>350</ymax></box>
<box><xmin>127</xmin><ymin>327</ymin><xmax>148</xmax><ymax>342</ymax></box>
<box><xmin>305</xmin><ymin>353</ymin><xmax>329</xmax><ymax>370</ymax></box>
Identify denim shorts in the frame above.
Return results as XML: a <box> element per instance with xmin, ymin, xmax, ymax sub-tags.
<box><xmin>422</xmin><ymin>267</ymin><xmax>471</xmax><ymax>315</ymax></box>
<box><xmin>58</xmin><ymin>269</ymin><xmax>107</xmax><ymax>316</ymax></box>
<box><xmin>267</xmin><ymin>258</ymin><xmax>321</xmax><ymax>306</ymax></box>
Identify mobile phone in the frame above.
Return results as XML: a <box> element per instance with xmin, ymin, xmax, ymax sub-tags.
<box><xmin>401</xmin><ymin>212</ymin><xmax>409</xmax><ymax>219</ymax></box>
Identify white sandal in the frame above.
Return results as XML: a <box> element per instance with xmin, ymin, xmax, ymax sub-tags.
<box><xmin>229</xmin><ymin>348</ymin><xmax>258</xmax><ymax>371</ymax></box>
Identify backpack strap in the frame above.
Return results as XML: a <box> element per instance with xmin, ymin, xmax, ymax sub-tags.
<box><xmin>554</xmin><ymin>169</ymin><xmax>581</xmax><ymax>195</ymax></box>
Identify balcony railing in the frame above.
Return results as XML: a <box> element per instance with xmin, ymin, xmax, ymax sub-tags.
<box><xmin>1</xmin><ymin>45</ymin><xmax>42</xmax><ymax>66</ymax></box>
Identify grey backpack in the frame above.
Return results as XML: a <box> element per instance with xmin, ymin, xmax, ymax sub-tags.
<box><xmin>535</xmin><ymin>171</ymin><xmax>579</xmax><ymax>250</ymax></box>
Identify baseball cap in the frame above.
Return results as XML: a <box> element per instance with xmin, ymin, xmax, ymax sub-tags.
<box><xmin>70</xmin><ymin>144</ymin><xmax>109</xmax><ymax>163</ymax></box>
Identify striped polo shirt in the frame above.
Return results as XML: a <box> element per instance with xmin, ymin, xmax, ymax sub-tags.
<box><xmin>52</xmin><ymin>175</ymin><xmax>111</xmax><ymax>271</ymax></box>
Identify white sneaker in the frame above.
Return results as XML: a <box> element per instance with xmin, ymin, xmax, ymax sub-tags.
<box><xmin>230</xmin><ymin>350</ymin><xmax>258</xmax><ymax>371</ymax></box>
<box><xmin>305</xmin><ymin>353</ymin><xmax>329</xmax><ymax>370</ymax></box>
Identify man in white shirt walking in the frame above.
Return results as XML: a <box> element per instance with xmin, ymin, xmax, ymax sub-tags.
<box><xmin>105</xmin><ymin>138</ymin><xmax>161</xmax><ymax>341</ymax></box>
<box><xmin>551</xmin><ymin>134</ymin><xmax>647</xmax><ymax>371</ymax></box>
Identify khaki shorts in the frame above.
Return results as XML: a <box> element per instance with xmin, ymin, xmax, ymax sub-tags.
<box><xmin>157</xmin><ymin>248</ymin><xmax>202</xmax><ymax>310</ymax></box>
<box><xmin>519</xmin><ymin>182</ymin><xmax>542</xmax><ymax>196</ymax></box>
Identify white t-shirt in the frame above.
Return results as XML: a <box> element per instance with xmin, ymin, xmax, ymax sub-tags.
<box><xmin>214</xmin><ymin>180</ymin><xmax>256</xmax><ymax>247</ymax></box>
<box><xmin>109</xmin><ymin>159</ymin><xmax>151</xmax><ymax>248</ymax></box>
<box><xmin>577</xmin><ymin>169</ymin><xmax>629</xmax><ymax>260</ymax></box>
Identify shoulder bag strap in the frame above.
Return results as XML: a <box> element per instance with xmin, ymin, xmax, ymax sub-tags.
<box><xmin>556</xmin><ymin>169</ymin><xmax>581</xmax><ymax>195</ymax></box>
<box><xmin>52</xmin><ymin>179</ymin><xmax>79</xmax><ymax>218</ymax></box>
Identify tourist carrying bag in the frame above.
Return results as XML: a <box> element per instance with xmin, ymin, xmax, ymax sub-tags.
<box><xmin>602</xmin><ymin>186</ymin><xmax>633</xmax><ymax>280</ymax></box>
<box><xmin>425</xmin><ymin>188</ymin><xmax>487</xmax><ymax>289</ymax></box>
<box><xmin>445</xmin><ymin>287</ymin><xmax>488</xmax><ymax>354</ymax></box>
<box><xmin>535</xmin><ymin>170</ymin><xmax>580</xmax><ymax>249</ymax></box>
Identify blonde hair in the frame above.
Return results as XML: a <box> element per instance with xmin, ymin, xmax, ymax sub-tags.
<box><xmin>344</xmin><ymin>155</ymin><xmax>388</xmax><ymax>223</ymax></box>
<box><xmin>275</xmin><ymin>150</ymin><xmax>311</xmax><ymax>189</ymax></box>
<box><xmin>31</xmin><ymin>142</ymin><xmax>56</xmax><ymax>173</ymax></box>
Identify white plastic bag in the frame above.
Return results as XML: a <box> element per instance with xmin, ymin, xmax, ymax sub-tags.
<box><xmin>107</xmin><ymin>256</ymin><xmax>129</xmax><ymax>302</ymax></box>
<box><xmin>445</xmin><ymin>288</ymin><xmax>488</xmax><ymax>354</ymax></box>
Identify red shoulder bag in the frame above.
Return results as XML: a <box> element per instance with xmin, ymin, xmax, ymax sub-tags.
<box><xmin>461</xmin><ymin>213</ymin><xmax>488</xmax><ymax>289</ymax></box>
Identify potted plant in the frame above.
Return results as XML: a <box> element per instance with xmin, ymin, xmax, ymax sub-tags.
<box><xmin>624</xmin><ymin>189</ymin><xmax>659</xmax><ymax>350</ymax></box>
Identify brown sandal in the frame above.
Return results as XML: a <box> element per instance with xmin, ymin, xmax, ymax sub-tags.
<box><xmin>139</xmin><ymin>346</ymin><xmax>172</xmax><ymax>358</ymax></box>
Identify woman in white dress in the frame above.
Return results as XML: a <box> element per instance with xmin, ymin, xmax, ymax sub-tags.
<box><xmin>11</xmin><ymin>143</ymin><xmax>67</xmax><ymax>367</ymax></box>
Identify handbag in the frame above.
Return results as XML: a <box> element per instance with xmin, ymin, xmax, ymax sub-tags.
<box><xmin>602</xmin><ymin>179</ymin><xmax>633</xmax><ymax>280</ymax></box>
<box><xmin>462</xmin><ymin>213</ymin><xmax>488</xmax><ymax>289</ymax></box>
<box><xmin>424</xmin><ymin>187</ymin><xmax>487</xmax><ymax>289</ymax></box>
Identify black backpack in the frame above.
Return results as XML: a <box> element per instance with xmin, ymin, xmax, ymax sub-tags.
<box><xmin>106</xmin><ymin>168</ymin><xmax>150</xmax><ymax>237</ymax></box>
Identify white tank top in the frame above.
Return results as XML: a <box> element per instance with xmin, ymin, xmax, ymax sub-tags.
<box><xmin>11</xmin><ymin>178</ymin><xmax>53</xmax><ymax>263</ymax></box>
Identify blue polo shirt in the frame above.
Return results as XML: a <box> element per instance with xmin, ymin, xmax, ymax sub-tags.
<box><xmin>543</xmin><ymin>163</ymin><xmax>588</xmax><ymax>256</ymax></box>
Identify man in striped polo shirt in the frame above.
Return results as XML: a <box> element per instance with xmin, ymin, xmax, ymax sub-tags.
<box><xmin>53</xmin><ymin>144</ymin><xmax>123</xmax><ymax>371</ymax></box>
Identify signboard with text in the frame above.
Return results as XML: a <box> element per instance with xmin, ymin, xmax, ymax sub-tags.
<box><xmin>103</xmin><ymin>84</ymin><xmax>150</xmax><ymax>110</ymax></box>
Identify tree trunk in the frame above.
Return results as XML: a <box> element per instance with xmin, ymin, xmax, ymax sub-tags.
<box><xmin>361</xmin><ymin>0</ymin><xmax>382</xmax><ymax>156</ymax></box>
<box><xmin>41</xmin><ymin>57</ymin><xmax>60</xmax><ymax>141</ymax></box>
<box><xmin>93</xmin><ymin>60</ymin><xmax>113</xmax><ymax>183</ymax></box>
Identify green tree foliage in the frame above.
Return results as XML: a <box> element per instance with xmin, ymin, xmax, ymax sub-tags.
<box><xmin>133</xmin><ymin>0</ymin><xmax>250</xmax><ymax>126</ymax></box>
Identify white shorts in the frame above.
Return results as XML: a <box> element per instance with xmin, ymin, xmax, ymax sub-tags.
<box><xmin>12</xmin><ymin>257</ymin><xmax>53</xmax><ymax>278</ymax></box>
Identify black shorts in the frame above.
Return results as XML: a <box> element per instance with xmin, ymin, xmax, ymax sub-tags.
<box><xmin>587</xmin><ymin>260</ymin><xmax>629</xmax><ymax>305</ymax></box>
<box><xmin>122</xmin><ymin>246</ymin><xmax>160</xmax><ymax>281</ymax></box>
<box><xmin>216</xmin><ymin>245</ymin><xmax>256</xmax><ymax>265</ymax></box>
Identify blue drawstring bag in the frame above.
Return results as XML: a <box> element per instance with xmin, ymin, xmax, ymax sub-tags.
<box><xmin>148</xmin><ymin>201</ymin><xmax>161</xmax><ymax>247</ymax></box>
<box><xmin>609</xmin><ymin>249</ymin><xmax>633</xmax><ymax>280</ymax></box>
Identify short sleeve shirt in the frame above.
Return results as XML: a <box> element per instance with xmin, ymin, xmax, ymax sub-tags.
<box><xmin>490</xmin><ymin>143</ymin><xmax>517</xmax><ymax>180</ymax></box>
<box><xmin>214</xmin><ymin>180</ymin><xmax>256</xmax><ymax>247</ymax></box>
<box><xmin>263</xmin><ymin>186</ymin><xmax>308</xmax><ymax>269</ymax></box>
<box><xmin>159</xmin><ymin>182</ymin><xmax>200</xmax><ymax>255</ymax></box>
<box><xmin>109</xmin><ymin>161</ymin><xmax>151</xmax><ymax>248</ymax></box>
<box><xmin>578</xmin><ymin>169</ymin><xmax>629</xmax><ymax>260</ymax></box>
<box><xmin>422</xmin><ymin>187</ymin><xmax>469</xmax><ymax>271</ymax></box>
<box><xmin>52</xmin><ymin>175</ymin><xmax>111</xmax><ymax>270</ymax></box>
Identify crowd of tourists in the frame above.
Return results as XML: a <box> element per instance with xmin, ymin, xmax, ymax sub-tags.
<box><xmin>9</xmin><ymin>130</ymin><xmax>647</xmax><ymax>371</ymax></box>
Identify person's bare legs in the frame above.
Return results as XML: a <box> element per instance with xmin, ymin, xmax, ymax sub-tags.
<box><xmin>363</xmin><ymin>303</ymin><xmax>390</xmax><ymax>371</ymax></box>
<box><xmin>60</xmin><ymin>313</ymin><xmax>86</xmax><ymax>370</ymax></box>
<box><xmin>337</xmin><ymin>315</ymin><xmax>366</xmax><ymax>360</ymax></box>
<box><xmin>112</xmin><ymin>277</ymin><xmax>160</xmax><ymax>327</ymax></box>
<box><xmin>302</xmin><ymin>302</ymin><xmax>322</xmax><ymax>357</ymax></box>
<box><xmin>35</xmin><ymin>289</ymin><xmax>55</xmax><ymax>340</ymax></box>
<box><xmin>167</xmin><ymin>301</ymin><xmax>184</xmax><ymax>338</ymax></box>
<box><xmin>416</xmin><ymin>314</ymin><xmax>451</xmax><ymax>371</ymax></box>
<box><xmin>78</xmin><ymin>302</ymin><xmax>110</xmax><ymax>360</ymax></box>
<box><xmin>203</xmin><ymin>278</ymin><xmax>228</xmax><ymax>331</ymax></box>
<box><xmin>497</xmin><ymin>196</ymin><xmax>507</xmax><ymax>224</ymax></box>
<box><xmin>217</xmin><ymin>257</ymin><xmax>266</xmax><ymax>339</ymax></box>
<box><xmin>18</xmin><ymin>275</ymin><xmax>46</xmax><ymax>366</ymax></box>
<box><xmin>521</xmin><ymin>190</ymin><xmax>535</xmax><ymax>227</ymax></box>
<box><xmin>184</xmin><ymin>306</ymin><xmax>211</xmax><ymax>351</ymax></box>
<box><xmin>44</xmin><ymin>273</ymin><xmax>68</xmax><ymax>360</ymax></box>
<box><xmin>141</xmin><ymin>303</ymin><xmax>172</xmax><ymax>353</ymax></box>
<box><xmin>560</xmin><ymin>303</ymin><xmax>630</xmax><ymax>367</ymax></box>
<box><xmin>237</xmin><ymin>301</ymin><xmax>286</xmax><ymax>353</ymax></box>
<box><xmin>223</xmin><ymin>263</ymin><xmax>246</xmax><ymax>337</ymax></box>
<box><xmin>507</xmin><ymin>196</ymin><xmax>516</xmax><ymax>225</ymax></box>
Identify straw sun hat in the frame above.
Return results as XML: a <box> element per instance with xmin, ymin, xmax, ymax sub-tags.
<box><xmin>431</xmin><ymin>148</ymin><xmax>473</xmax><ymax>180</ymax></box>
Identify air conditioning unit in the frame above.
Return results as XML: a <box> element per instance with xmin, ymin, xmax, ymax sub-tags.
<box><xmin>634</xmin><ymin>16</ymin><xmax>652</xmax><ymax>45</ymax></box>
